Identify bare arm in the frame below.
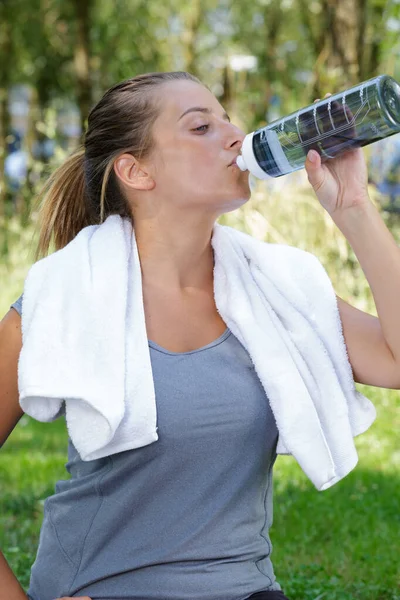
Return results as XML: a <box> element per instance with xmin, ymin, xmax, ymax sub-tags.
<box><xmin>0</xmin><ymin>308</ymin><xmax>91</xmax><ymax>600</ymax></box>
<box><xmin>334</xmin><ymin>201</ymin><xmax>400</xmax><ymax>389</ymax></box>
<box><xmin>304</xmin><ymin>140</ymin><xmax>400</xmax><ymax>390</ymax></box>
<box><xmin>0</xmin><ymin>309</ymin><xmax>24</xmax><ymax>447</ymax></box>
<box><xmin>337</xmin><ymin>296</ymin><xmax>400</xmax><ymax>389</ymax></box>
<box><xmin>0</xmin><ymin>310</ymin><xmax>26</xmax><ymax>596</ymax></box>
<box><xmin>0</xmin><ymin>552</ymin><xmax>26</xmax><ymax>600</ymax></box>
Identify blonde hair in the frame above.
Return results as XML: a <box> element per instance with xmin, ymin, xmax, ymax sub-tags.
<box><xmin>32</xmin><ymin>71</ymin><xmax>201</xmax><ymax>261</ymax></box>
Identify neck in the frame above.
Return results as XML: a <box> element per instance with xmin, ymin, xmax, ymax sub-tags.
<box><xmin>133</xmin><ymin>216</ymin><xmax>217</xmax><ymax>291</ymax></box>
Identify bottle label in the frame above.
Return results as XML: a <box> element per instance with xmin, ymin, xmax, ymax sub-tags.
<box><xmin>263</xmin><ymin>129</ymin><xmax>294</xmax><ymax>174</ymax></box>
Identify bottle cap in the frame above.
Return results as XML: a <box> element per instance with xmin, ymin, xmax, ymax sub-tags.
<box><xmin>239</xmin><ymin>132</ymin><xmax>273</xmax><ymax>179</ymax></box>
<box><xmin>236</xmin><ymin>155</ymin><xmax>247</xmax><ymax>171</ymax></box>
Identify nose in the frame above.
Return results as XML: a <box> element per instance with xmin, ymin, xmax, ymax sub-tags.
<box><xmin>224</xmin><ymin>122</ymin><xmax>245</xmax><ymax>151</ymax></box>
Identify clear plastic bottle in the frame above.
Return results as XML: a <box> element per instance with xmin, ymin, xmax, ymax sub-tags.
<box><xmin>236</xmin><ymin>74</ymin><xmax>400</xmax><ymax>179</ymax></box>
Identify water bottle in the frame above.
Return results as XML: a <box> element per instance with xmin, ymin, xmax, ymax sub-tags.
<box><xmin>236</xmin><ymin>74</ymin><xmax>400</xmax><ymax>179</ymax></box>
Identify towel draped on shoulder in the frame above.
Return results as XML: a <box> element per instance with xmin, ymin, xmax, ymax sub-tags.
<box><xmin>18</xmin><ymin>215</ymin><xmax>376</xmax><ymax>491</ymax></box>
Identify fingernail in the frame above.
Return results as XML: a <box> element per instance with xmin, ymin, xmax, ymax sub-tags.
<box><xmin>308</xmin><ymin>150</ymin><xmax>319</xmax><ymax>163</ymax></box>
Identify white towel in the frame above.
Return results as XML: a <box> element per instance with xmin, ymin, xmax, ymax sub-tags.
<box><xmin>18</xmin><ymin>214</ymin><xmax>376</xmax><ymax>491</ymax></box>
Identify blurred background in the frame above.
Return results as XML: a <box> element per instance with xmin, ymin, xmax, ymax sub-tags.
<box><xmin>2</xmin><ymin>0</ymin><xmax>400</xmax><ymax>230</ymax></box>
<box><xmin>1</xmin><ymin>1</ymin><xmax>400</xmax><ymax>598</ymax></box>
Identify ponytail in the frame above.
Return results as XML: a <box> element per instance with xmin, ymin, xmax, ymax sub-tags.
<box><xmin>32</xmin><ymin>147</ymin><xmax>92</xmax><ymax>262</ymax></box>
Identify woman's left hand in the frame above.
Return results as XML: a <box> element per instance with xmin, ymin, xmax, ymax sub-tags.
<box><xmin>304</xmin><ymin>93</ymin><xmax>370</xmax><ymax>217</ymax></box>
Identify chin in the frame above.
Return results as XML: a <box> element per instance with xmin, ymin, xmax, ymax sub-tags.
<box><xmin>218</xmin><ymin>193</ymin><xmax>251</xmax><ymax>215</ymax></box>
<box><xmin>236</xmin><ymin>182</ymin><xmax>252</xmax><ymax>203</ymax></box>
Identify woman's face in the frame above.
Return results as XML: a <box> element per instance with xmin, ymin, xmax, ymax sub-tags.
<box><xmin>147</xmin><ymin>79</ymin><xmax>251</xmax><ymax>214</ymax></box>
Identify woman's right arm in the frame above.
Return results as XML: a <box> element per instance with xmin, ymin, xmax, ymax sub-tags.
<box><xmin>0</xmin><ymin>551</ymin><xmax>27</xmax><ymax>600</ymax></box>
<box><xmin>0</xmin><ymin>309</ymin><xmax>91</xmax><ymax>600</ymax></box>
<box><xmin>0</xmin><ymin>308</ymin><xmax>24</xmax><ymax>447</ymax></box>
<box><xmin>0</xmin><ymin>308</ymin><xmax>27</xmax><ymax>598</ymax></box>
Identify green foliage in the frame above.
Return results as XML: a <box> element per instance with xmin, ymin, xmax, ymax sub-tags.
<box><xmin>0</xmin><ymin>418</ymin><xmax>69</xmax><ymax>590</ymax></box>
<box><xmin>3</xmin><ymin>0</ymin><xmax>400</xmax><ymax>119</ymax></box>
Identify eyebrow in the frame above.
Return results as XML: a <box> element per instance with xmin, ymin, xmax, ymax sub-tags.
<box><xmin>178</xmin><ymin>107</ymin><xmax>231</xmax><ymax>122</ymax></box>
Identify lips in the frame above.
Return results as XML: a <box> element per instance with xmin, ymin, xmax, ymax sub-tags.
<box><xmin>228</xmin><ymin>156</ymin><xmax>240</xmax><ymax>167</ymax></box>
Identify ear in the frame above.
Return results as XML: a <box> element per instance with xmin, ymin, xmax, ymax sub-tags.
<box><xmin>114</xmin><ymin>153</ymin><xmax>155</xmax><ymax>191</ymax></box>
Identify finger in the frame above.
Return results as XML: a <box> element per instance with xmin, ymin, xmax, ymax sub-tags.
<box><xmin>306</xmin><ymin>149</ymin><xmax>321</xmax><ymax>167</ymax></box>
<box><xmin>314</xmin><ymin>93</ymin><xmax>332</xmax><ymax>103</ymax></box>
<box><xmin>305</xmin><ymin>150</ymin><xmax>325</xmax><ymax>192</ymax></box>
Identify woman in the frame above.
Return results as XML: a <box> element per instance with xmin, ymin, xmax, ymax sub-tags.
<box><xmin>1</xmin><ymin>71</ymin><xmax>400</xmax><ymax>600</ymax></box>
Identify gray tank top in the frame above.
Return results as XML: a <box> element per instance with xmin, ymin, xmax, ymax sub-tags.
<box><xmin>11</xmin><ymin>295</ymin><xmax>281</xmax><ymax>600</ymax></box>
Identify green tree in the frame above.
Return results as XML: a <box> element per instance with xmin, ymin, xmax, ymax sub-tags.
<box><xmin>0</xmin><ymin>0</ymin><xmax>20</xmax><ymax>215</ymax></box>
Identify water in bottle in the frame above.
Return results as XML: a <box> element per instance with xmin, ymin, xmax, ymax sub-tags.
<box><xmin>236</xmin><ymin>74</ymin><xmax>400</xmax><ymax>179</ymax></box>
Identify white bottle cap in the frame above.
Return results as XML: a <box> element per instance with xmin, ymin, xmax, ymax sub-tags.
<box><xmin>238</xmin><ymin>132</ymin><xmax>272</xmax><ymax>179</ymax></box>
<box><xmin>236</xmin><ymin>155</ymin><xmax>247</xmax><ymax>171</ymax></box>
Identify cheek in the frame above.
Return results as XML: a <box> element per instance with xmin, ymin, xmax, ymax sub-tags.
<box><xmin>174</xmin><ymin>153</ymin><xmax>217</xmax><ymax>180</ymax></box>
<box><xmin>157</xmin><ymin>136</ymin><xmax>222</xmax><ymax>182</ymax></box>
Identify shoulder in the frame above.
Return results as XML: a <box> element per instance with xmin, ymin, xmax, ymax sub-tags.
<box><xmin>10</xmin><ymin>294</ymin><xmax>23</xmax><ymax>317</ymax></box>
<box><xmin>218</xmin><ymin>224</ymin><xmax>326</xmax><ymax>275</ymax></box>
<box><xmin>215</xmin><ymin>225</ymin><xmax>335</xmax><ymax>313</ymax></box>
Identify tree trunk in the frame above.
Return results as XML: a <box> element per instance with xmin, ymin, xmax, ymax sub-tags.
<box><xmin>23</xmin><ymin>86</ymin><xmax>40</xmax><ymax>201</ymax></box>
<box><xmin>0</xmin><ymin>14</ymin><xmax>12</xmax><ymax>218</ymax></box>
<box><xmin>263</xmin><ymin>0</ymin><xmax>283</xmax><ymax>122</ymax></box>
<box><xmin>317</xmin><ymin>0</ymin><xmax>370</xmax><ymax>88</ymax></box>
<box><xmin>365</xmin><ymin>1</ymin><xmax>385</xmax><ymax>78</ymax></box>
<box><xmin>356</xmin><ymin>0</ymin><xmax>368</xmax><ymax>80</ymax></box>
<box><xmin>299</xmin><ymin>0</ymin><xmax>372</xmax><ymax>95</ymax></box>
<box><xmin>325</xmin><ymin>0</ymin><xmax>359</xmax><ymax>85</ymax></box>
<box><xmin>71</xmin><ymin>0</ymin><xmax>93</xmax><ymax>134</ymax></box>
<box><xmin>182</xmin><ymin>0</ymin><xmax>203</xmax><ymax>77</ymax></box>
<box><xmin>298</xmin><ymin>0</ymin><xmax>330</xmax><ymax>98</ymax></box>
<box><xmin>0</xmin><ymin>86</ymin><xmax>11</xmax><ymax>220</ymax></box>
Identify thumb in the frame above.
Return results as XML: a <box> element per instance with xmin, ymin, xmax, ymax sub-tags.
<box><xmin>305</xmin><ymin>149</ymin><xmax>324</xmax><ymax>192</ymax></box>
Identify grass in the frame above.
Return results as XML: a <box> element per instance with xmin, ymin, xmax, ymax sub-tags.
<box><xmin>271</xmin><ymin>384</ymin><xmax>400</xmax><ymax>600</ymax></box>
<box><xmin>1</xmin><ymin>174</ymin><xmax>400</xmax><ymax>598</ymax></box>
<box><xmin>0</xmin><ymin>417</ymin><xmax>69</xmax><ymax>590</ymax></box>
